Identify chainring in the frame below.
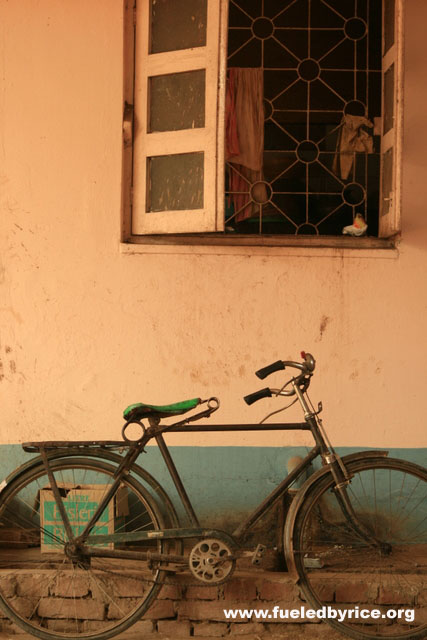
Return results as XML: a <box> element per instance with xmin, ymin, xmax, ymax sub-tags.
<box><xmin>189</xmin><ymin>538</ymin><xmax>235</xmax><ymax>584</ymax></box>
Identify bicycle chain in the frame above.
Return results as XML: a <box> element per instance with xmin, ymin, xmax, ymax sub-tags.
<box><xmin>89</xmin><ymin>559</ymin><xmax>236</xmax><ymax>589</ymax></box>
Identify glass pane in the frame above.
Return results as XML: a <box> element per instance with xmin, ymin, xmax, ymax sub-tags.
<box><xmin>148</xmin><ymin>152</ymin><xmax>204</xmax><ymax>212</ymax></box>
<box><xmin>150</xmin><ymin>0</ymin><xmax>207</xmax><ymax>54</ymax></box>
<box><xmin>149</xmin><ymin>70</ymin><xmax>205</xmax><ymax>132</ymax></box>
<box><xmin>384</xmin><ymin>0</ymin><xmax>395</xmax><ymax>54</ymax></box>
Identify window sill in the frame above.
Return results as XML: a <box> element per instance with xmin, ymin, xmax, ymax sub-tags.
<box><xmin>120</xmin><ymin>234</ymin><xmax>399</xmax><ymax>259</ymax></box>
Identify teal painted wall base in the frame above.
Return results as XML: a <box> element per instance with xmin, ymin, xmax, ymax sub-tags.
<box><xmin>0</xmin><ymin>444</ymin><xmax>425</xmax><ymax>528</ymax></box>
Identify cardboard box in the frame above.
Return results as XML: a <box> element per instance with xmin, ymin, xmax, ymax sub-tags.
<box><xmin>39</xmin><ymin>484</ymin><xmax>128</xmax><ymax>553</ymax></box>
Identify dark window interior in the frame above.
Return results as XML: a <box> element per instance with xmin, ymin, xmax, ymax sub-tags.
<box><xmin>225</xmin><ymin>0</ymin><xmax>382</xmax><ymax>236</ymax></box>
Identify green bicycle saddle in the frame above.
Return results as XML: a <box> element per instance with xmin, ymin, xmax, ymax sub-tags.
<box><xmin>123</xmin><ymin>397</ymin><xmax>201</xmax><ymax>421</ymax></box>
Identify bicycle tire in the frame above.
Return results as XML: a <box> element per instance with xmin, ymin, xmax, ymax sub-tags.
<box><xmin>9</xmin><ymin>446</ymin><xmax>182</xmax><ymax>530</ymax></box>
<box><xmin>0</xmin><ymin>457</ymin><xmax>171</xmax><ymax>640</ymax></box>
<box><xmin>288</xmin><ymin>457</ymin><xmax>427</xmax><ymax>640</ymax></box>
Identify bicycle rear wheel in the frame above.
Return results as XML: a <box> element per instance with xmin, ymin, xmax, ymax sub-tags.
<box><xmin>289</xmin><ymin>457</ymin><xmax>427</xmax><ymax>640</ymax></box>
<box><xmin>0</xmin><ymin>457</ymin><xmax>169</xmax><ymax>640</ymax></box>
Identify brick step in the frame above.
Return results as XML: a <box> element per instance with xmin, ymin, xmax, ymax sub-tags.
<box><xmin>0</xmin><ymin>569</ymin><xmax>424</xmax><ymax>636</ymax></box>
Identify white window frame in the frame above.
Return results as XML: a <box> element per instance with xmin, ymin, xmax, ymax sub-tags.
<box><xmin>121</xmin><ymin>0</ymin><xmax>403</xmax><ymax>247</ymax></box>
<box><xmin>379</xmin><ymin>0</ymin><xmax>404</xmax><ymax>237</ymax></box>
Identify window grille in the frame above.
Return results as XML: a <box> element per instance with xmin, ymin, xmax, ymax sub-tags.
<box><xmin>225</xmin><ymin>0</ymin><xmax>382</xmax><ymax>236</ymax></box>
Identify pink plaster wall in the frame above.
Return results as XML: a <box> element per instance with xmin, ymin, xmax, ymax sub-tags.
<box><xmin>0</xmin><ymin>0</ymin><xmax>426</xmax><ymax>449</ymax></box>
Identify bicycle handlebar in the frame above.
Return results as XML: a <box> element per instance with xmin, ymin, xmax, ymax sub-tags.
<box><xmin>243</xmin><ymin>388</ymin><xmax>273</xmax><ymax>405</ymax></box>
<box><xmin>255</xmin><ymin>360</ymin><xmax>285</xmax><ymax>380</ymax></box>
<box><xmin>256</xmin><ymin>352</ymin><xmax>315</xmax><ymax>378</ymax></box>
<box><xmin>244</xmin><ymin>352</ymin><xmax>316</xmax><ymax>405</ymax></box>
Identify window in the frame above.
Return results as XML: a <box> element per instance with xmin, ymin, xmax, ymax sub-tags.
<box><xmin>123</xmin><ymin>0</ymin><xmax>402</xmax><ymax>242</ymax></box>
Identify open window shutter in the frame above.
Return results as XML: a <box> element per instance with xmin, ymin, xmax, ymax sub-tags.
<box><xmin>132</xmin><ymin>0</ymin><xmax>226</xmax><ymax>235</ymax></box>
<box><xmin>379</xmin><ymin>0</ymin><xmax>403</xmax><ymax>237</ymax></box>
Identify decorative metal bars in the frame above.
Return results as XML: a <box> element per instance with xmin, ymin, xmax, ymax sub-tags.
<box><xmin>225</xmin><ymin>0</ymin><xmax>381</xmax><ymax>236</ymax></box>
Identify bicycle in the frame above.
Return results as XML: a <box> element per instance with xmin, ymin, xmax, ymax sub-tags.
<box><xmin>0</xmin><ymin>352</ymin><xmax>425</xmax><ymax>640</ymax></box>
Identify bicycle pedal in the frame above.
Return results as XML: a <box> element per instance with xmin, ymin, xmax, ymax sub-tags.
<box><xmin>252</xmin><ymin>544</ymin><xmax>266</xmax><ymax>565</ymax></box>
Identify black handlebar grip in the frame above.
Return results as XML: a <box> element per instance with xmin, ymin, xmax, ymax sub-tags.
<box><xmin>255</xmin><ymin>360</ymin><xmax>285</xmax><ymax>380</ymax></box>
<box><xmin>244</xmin><ymin>388</ymin><xmax>272</xmax><ymax>405</ymax></box>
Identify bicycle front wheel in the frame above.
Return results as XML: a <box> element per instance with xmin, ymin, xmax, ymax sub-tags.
<box><xmin>289</xmin><ymin>457</ymin><xmax>427</xmax><ymax>640</ymax></box>
<box><xmin>0</xmin><ymin>457</ymin><xmax>169</xmax><ymax>640</ymax></box>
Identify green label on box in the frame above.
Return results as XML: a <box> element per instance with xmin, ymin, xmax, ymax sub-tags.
<box><xmin>43</xmin><ymin>523</ymin><xmax>110</xmax><ymax>546</ymax></box>
<box><xmin>43</xmin><ymin>501</ymin><xmax>109</xmax><ymax>523</ymax></box>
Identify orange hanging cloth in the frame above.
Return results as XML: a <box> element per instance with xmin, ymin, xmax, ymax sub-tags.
<box><xmin>225</xmin><ymin>68</ymin><xmax>266</xmax><ymax>222</ymax></box>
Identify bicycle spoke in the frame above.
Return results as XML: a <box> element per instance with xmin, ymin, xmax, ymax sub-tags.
<box><xmin>291</xmin><ymin>458</ymin><xmax>427</xmax><ymax>640</ymax></box>
<box><xmin>0</xmin><ymin>457</ymin><xmax>168</xmax><ymax>640</ymax></box>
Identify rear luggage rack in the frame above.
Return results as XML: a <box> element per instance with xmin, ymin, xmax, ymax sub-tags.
<box><xmin>22</xmin><ymin>440</ymin><xmax>129</xmax><ymax>452</ymax></box>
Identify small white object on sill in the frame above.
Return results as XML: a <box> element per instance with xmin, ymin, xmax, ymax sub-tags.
<box><xmin>342</xmin><ymin>213</ymin><xmax>368</xmax><ymax>237</ymax></box>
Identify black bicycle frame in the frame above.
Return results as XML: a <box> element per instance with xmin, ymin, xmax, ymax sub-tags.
<box><xmin>32</xmin><ymin>363</ymin><xmax>389</xmax><ymax>562</ymax></box>
<box><xmin>72</xmin><ymin>415</ymin><xmax>334</xmax><ymax>560</ymax></box>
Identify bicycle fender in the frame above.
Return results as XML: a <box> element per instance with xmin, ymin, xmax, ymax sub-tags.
<box><xmin>0</xmin><ymin>447</ymin><xmax>181</xmax><ymax>528</ymax></box>
<box><xmin>283</xmin><ymin>449</ymin><xmax>389</xmax><ymax>576</ymax></box>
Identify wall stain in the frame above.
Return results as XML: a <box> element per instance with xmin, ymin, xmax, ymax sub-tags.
<box><xmin>317</xmin><ymin>315</ymin><xmax>331</xmax><ymax>341</ymax></box>
<box><xmin>0</xmin><ymin>346</ymin><xmax>21</xmax><ymax>380</ymax></box>
<box><xmin>0</xmin><ymin>308</ymin><xmax>23</xmax><ymax>324</ymax></box>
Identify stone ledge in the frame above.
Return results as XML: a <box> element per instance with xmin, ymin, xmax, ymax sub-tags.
<box><xmin>0</xmin><ymin>569</ymin><xmax>424</xmax><ymax>636</ymax></box>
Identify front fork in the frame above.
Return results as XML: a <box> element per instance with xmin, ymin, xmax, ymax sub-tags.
<box><xmin>326</xmin><ymin>453</ymin><xmax>391</xmax><ymax>554</ymax></box>
<box><xmin>292</xmin><ymin>382</ymin><xmax>391</xmax><ymax>555</ymax></box>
